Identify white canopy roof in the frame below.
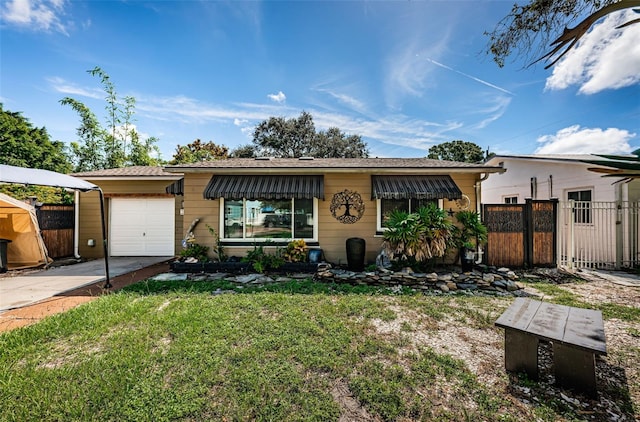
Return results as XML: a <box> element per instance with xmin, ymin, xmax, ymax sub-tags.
<box><xmin>0</xmin><ymin>164</ymin><xmax>98</xmax><ymax>191</ymax></box>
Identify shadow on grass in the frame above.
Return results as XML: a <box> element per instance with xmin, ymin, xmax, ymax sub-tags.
<box><xmin>506</xmin><ymin>341</ymin><xmax>636</xmax><ymax>421</ymax></box>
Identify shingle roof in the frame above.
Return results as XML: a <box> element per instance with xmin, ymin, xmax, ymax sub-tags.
<box><xmin>165</xmin><ymin>157</ymin><xmax>502</xmax><ymax>172</ymax></box>
<box><xmin>72</xmin><ymin>166</ymin><xmax>182</xmax><ymax>178</ymax></box>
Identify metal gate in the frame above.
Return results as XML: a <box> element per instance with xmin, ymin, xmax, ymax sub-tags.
<box><xmin>483</xmin><ymin>199</ymin><xmax>557</xmax><ymax>268</ymax></box>
<box><xmin>558</xmin><ymin>201</ymin><xmax>640</xmax><ymax>269</ymax></box>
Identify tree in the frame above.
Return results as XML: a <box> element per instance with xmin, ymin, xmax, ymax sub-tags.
<box><xmin>61</xmin><ymin>66</ymin><xmax>161</xmax><ymax>171</ymax></box>
<box><xmin>486</xmin><ymin>0</ymin><xmax>640</xmax><ymax>68</ymax></box>
<box><xmin>169</xmin><ymin>139</ymin><xmax>229</xmax><ymax>164</ymax></box>
<box><xmin>59</xmin><ymin>97</ymin><xmax>108</xmax><ymax>172</ymax></box>
<box><xmin>427</xmin><ymin>140</ymin><xmax>485</xmax><ymax>163</ymax></box>
<box><xmin>0</xmin><ymin>104</ymin><xmax>72</xmax><ymax>173</ymax></box>
<box><xmin>251</xmin><ymin>111</ymin><xmax>369</xmax><ymax>158</ymax></box>
<box><xmin>230</xmin><ymin>144</ymin><xmax>257</xmax><ymax>158</ymax></box>
<box><xmin>0</xmin><ymin>104</ymin><xmax>74</xmax><ymax>203</ymax></box>
<box><xmin>312</xmin><ymin>127</ymin><xmax>370</xmax><ymax>158</ymax></box>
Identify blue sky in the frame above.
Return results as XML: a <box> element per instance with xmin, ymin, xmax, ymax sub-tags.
<box><xmin>1</xmin><ymin>0</ymin><xmax>639</xmax><ymax>161</ymax></box>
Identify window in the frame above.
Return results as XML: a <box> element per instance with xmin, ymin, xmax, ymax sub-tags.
<box><xmin>377</xmin><ymin>198</ymin><xmax>439</xmax><ymax>230</ymax></box>
<box><xmin>222</xmin><ymin>198</ymin><xmax>316</xmax><ymax>241</ymax></box>
<box><xmin>567</xmin><ymin>190</ymin><xmax>592</xmax><ymax>224</ymax></box>
<box><xmin>504</xmin><ymin>196</ymin><xmax>518</xmax><ymax>204</ymax></box>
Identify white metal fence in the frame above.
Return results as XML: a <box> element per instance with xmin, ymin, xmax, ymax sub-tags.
<box><xmin>558</xmin><ymin>201</ymin><xmax>640</xmax><ymax>269</ymax></box>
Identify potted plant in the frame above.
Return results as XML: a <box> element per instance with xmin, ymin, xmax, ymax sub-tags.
<box><xmin>453</xmin><ymin>210</ymin><xmax>488</xmax><ymax>272</ymax></box>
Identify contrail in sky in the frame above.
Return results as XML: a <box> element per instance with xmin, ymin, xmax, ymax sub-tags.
<box><xmin>427</xmin><ymin>58</ymin><xmax>515</xmax><ymax>96</ymax></box>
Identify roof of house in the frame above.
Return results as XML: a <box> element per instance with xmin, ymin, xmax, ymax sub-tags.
<box><xmin>485</xmin><ymin>154</ymin><xmax>640</xmax><ymax>178</ymax></box>
<box><xmin>165</xmin><ymin>157</ymin><xmax>504</xmax><ymax>174</ymax></box>
<box><xmin>72</xmin><ymin>166</ymin><xmax>182</xmax><ymax>179</ymax></box>
<box><xmin>485</xmin><ymin>154</ymin><xmax>636</xmax><ymax>165</ymax></box>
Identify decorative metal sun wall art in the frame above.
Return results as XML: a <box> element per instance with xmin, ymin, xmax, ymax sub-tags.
<box><xmin>330</xmin><ymin>189</ymin><xmax>365</xmax><ymax>224</ymax></box>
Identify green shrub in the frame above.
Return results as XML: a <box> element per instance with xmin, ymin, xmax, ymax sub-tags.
<box><xmin>243</xmin><ymin>241</ymin><xmax>284</xmax><ymax>273</ymax></box>
<box><xmin>180</xmin><ymin>242</ymin><xmax>210</xmax><ymax>262</ymax></box>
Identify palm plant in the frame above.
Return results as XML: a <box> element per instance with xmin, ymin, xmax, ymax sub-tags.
<box><xmin>382</xmin><ymin>204</ymin><xmax>454</xmax><ymax>265</ymax></box>
<box><xmin>453</xmin><ymin>210</ymin><xmax>487</xmax><ymax>250</ymax></box>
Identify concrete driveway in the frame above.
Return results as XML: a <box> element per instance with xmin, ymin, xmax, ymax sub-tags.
<box><xmin>0</xmin><ymin>257</ymin><xmax>172</xmax><ymax>311</ymax></box>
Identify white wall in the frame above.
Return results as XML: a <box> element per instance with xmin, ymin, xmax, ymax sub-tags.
<box><xmin>481</xmin><ymin>157</ymin><xmax>635</xmax><ymax>204</ymax></box>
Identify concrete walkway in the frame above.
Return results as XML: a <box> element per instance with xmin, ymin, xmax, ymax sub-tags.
<box><xmin>0</xmin><ymin>257</ymin><xmax>172</xmax><ymax>311</ymax></box>
<box><xmin>578</xmin><ymin>269</ymin><xmax>640</xmax><ymax>287</ymax></box>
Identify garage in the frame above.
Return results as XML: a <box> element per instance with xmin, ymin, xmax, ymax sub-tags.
<box><xmin>110</xmin><ymin>198</ymin><xmax>175</xmax><ymax>256</ymax></box>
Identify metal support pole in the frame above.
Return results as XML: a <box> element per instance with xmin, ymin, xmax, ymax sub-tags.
<box><xmin>98</xmin><ymin>189</ymin><xmax>111</xmax><ymax>289</ymax></box>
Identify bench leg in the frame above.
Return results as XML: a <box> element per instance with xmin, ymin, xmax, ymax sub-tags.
<box><xmin>504</xmin><ymin>329</ymin><xmax>539</xmax><ymax>380</ymax></box>
<box><xmin>553</xmin><ymin>343</ymin><xmax>597</xmax><ymax>397</ymax></box>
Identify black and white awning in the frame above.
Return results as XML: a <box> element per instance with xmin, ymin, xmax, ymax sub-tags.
<box><xmin>204</xmin><ymin>175</ymin><xmax>324</xmax><ymax>200</ymax></box>
<box><xmin>371</xmin><ymin>175</ymin><xmax>462</xmax><ymax>200</ymax></box>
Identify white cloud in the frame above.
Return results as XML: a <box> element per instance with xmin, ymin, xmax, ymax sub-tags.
<box><xmin>316</xmin><ymin>88</ymin><xmax>366</xmax><ymax>113</ymax></box>
<box><xmin>1</xmin><ymin>0</ymin><xmax>69</xmax><ymax>34</ymax></box>
<box><xmin>545</xmin><ymin>9</ymin><xmax>640</xmax><ymax>94</ymax></box>
<box><xmin>534</xmin><ymin>125</ymin><xmax>636</xmax><ymax>154</ymax></box>
<box><xmin>47</xmin><ymin>76</ymin><xmax>103</xmax><ymax>99</ymax></box>
<box><xmin>470</xmin><ymin>95</ymin><xmax>512</xmax><ymax>130</ymax></box>
<box><xmin>233</xmin><ymin>118</ymin><xmax>248</xmax><ymax>126</ymax></box>
<box><xmin>267</xmin><ymin>91</ymin><xmax>286</xmax><ymax>103</ymax></box>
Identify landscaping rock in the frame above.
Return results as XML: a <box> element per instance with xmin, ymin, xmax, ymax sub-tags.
<box><xmin>151</xmin><ymin>273</ymin><xmax>188</xmax><ymax>281</ymax></box>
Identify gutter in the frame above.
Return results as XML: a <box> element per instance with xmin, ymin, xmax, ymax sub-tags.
<box><xmin>474</xmin><ymin>172</ymin><xmax>492</xmax><ymax>264</ymax></box>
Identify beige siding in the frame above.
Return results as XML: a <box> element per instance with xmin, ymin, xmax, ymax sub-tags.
<box><xmin>182</xmin><ymin>171</ymin><xmax>481</xmax><ymax>266</ymax></box>
<box><xmin>174</xmin><ymin>195</ymin><xmax>184</xmax><ymax>253</ymax></box>
<box><xmin>78</xmin><ymin>179</ymin><xmax>179</xmax><ymax>258</ymax></box>
<box><xmin>180</xmin><ymin>173</ymin><xmax>218</xmax><ymax>252</ymax></box>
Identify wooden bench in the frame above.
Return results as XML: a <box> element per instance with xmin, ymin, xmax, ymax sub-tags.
<box><xmin>495</xmin><ymin>297</ymin><xmax>607</xmax><ymax>396</ymax></box>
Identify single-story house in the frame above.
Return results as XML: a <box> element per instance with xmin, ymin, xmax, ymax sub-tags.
<box><xmin>482</xmin><ymin>154</ymin><xmax>640</xmax><ymax>204</ymax></box>
<box><xmin>73</xmin><ymin>166</ymin><xmax>183</xmax><ymax>259</ymax></box>
<box><xmin>162</xmin><ymin>157</ymin><xmax>504</xmax><ymax>265</ymax></box>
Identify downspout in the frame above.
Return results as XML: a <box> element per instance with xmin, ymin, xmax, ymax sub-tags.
<box><xmin>74</xmin><ymin>190</ymin><xmax>81</xmax><ymax>259</ymax></box>
<box><xmin>475</xmin><ymin>173</ymin><xmax>491</xmax><ymax>264</ymax></box>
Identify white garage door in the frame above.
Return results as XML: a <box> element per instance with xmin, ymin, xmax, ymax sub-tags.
<box><xmin>110</xmin><ymin>198</ymin><xmax>175</xmax><ymax>256</ymax></box>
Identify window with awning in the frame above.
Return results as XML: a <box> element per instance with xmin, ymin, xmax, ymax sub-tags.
<box><xmin>204</xmin><ymin>175</ymin><xmax>322</xmax><ymax>241</ymax></box>
<box><xmin>371</xmin><ymin>175</ymin><xmax>462</xmax><ymax>200</ymax></box>
<box><xmin>372</xmin><ymin>175</ymin><xmax>462</xmax><ymax>230</ymax></box>
<box><xmin>204</xmin><ymin>175</ymin><xmax>324</xmax><ymax>200</ymax></box>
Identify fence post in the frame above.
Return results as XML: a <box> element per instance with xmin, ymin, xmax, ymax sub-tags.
<box><xmin>524</xmin><ymin>198</ymin><xmax>534</xmax><ymax>268</ymax></box>
<box><xmin>567</xmin><ymin>200</ymin><xmax>575</xmax><ymax>269</ymax></box>
<box><xmin>551</xmin><ymin>198</ymin><xmax>558</xmax><ymax>267</ymax></box>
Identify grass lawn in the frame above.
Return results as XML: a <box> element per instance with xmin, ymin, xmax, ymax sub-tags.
<box><xmin>0</xmin><ymin>278</ymin><xmax>638</xmax><ymax>421</ymax></box>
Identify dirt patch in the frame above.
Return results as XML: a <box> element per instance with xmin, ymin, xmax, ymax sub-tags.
<box><xmin>331</xmin><ymin>378</ymin><xmax>381</xmax><ymax>422</ymax></box>
<box><xmin>369</xmin><ymin>279</ymin><xmax>640</xmax><ymax>421</ymax></box>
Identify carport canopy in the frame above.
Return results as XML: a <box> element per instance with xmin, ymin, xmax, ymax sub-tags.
<box><xmin>0</xmin><ymin>164</ymin><xmax>112</xmax><ymax>287</ymax></box>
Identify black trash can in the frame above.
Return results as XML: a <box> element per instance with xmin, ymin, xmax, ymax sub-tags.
<box><xmin>346</xmin><ymin>237</ymin><xmax>365</xmax><ymax>272</ymax></box>
<box><xmin>0</xmin><ymin>239</ymin><xmax>11</xmax><ymax>273</ymax></box>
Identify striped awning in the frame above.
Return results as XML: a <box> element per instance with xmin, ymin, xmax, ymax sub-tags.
<box><xmin>166</xmin><ymin>178</ymin><xmax>184</xmax><ymax>195</ymax></box>
<box><xmin>371</xmin><ymin>175</ymin><xmax>462</xmax><ymax>200</ymax></box>
<box><xmin>204</xmin><ymin>175</ymin><xmax>324</xmax><ymax>200</ymax></box>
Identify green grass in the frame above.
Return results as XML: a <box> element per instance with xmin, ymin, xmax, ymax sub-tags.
<box><xmin>525</xmin><ymin>281</ymin><xmax>640</xmax><ymax>321</ymax></box>
<box><xmin>0</xmin><ymin>279</ymin><xmax>636</xmax><ymax>421</ymax></box>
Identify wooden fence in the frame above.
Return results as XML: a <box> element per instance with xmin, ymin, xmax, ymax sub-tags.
<box><xmin>482</xmin><ymin>199</ymin><xmax>557</xmax><ymax>268</ymax></box>
<box><xmin>36</xmin><ymin>204</ymin><xmax>75</xmax><ymax>259</ymax></box>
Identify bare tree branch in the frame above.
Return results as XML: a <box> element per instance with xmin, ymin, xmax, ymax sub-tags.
<box><xmin>534</xmin><ymin>0</ymin><xmax>640</xmax><ymax>68</ymax></box>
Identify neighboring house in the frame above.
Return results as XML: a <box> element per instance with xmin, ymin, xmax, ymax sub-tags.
<box><xmin>482</xmin><ymin>154</ymin><xmax>640</xmax><ymax>204</ymax></box>
<box><xmin>164</xmin><ymin>157</ymin><xmax>504</xmax><ymax>265</ymax></box>
<box><xmin>73</xmin><ymin>166</ymin><xmax>183</xmax><ymax>259</ymax></box>
<box><xmin>482</xmin><ymin>154</ymin><xmax>640</xmax><ymax>269</ymax></box>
